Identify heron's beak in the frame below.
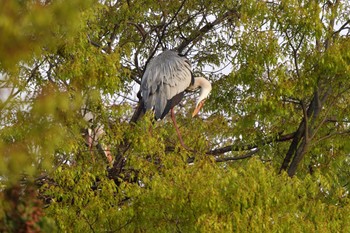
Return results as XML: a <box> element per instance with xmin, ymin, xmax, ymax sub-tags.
<box><xmin>192</xmin><ymin>100</ymin><xmax>205</xmax><ymax>117</ymax></box>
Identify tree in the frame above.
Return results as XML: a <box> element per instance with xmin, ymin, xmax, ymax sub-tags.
<box><xmin>0</xmin><ymin>0</ymin><xmax>349</xmax><ymax>231</ymax></box>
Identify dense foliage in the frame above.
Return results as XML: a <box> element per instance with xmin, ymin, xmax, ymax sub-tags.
<box><xmin>0</xmin><ymin>0</ymin><xmax>349</xmax><ymax>232</ymax></box>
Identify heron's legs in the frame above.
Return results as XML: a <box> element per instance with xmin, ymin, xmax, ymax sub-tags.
<box><xmin>170</xmin><ymin>108</ymin><xmax>189</xmax><ymax>149</ymax></box>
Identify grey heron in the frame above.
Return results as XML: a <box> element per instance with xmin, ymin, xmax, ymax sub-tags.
<box><xmin>141</xmin><ymin>50</ymin><xmax>212</xmax><ymax>147</ymax></box>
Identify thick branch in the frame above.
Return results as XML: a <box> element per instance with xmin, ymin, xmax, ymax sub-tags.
<box><xmin>285</xmin><ymin>86</ymin><xmax>328</xmax><ymax>176</ymax></box>
<box><xmin>279</xmin><ymin>94</ymin><xmax>318</xmax><ymax>173</ymax></box>
<box><xmin>287</xmin><ymin>138</ymin><xmax>309</xmax><ymax>176</ymax></box>
<box><xmin>207</xmin><ymin>132</ymin><xmax>295</xmax><ymax>156</ymax></box>
<box><xmin>129</xmin><ymin>99</ymin><xmax>144</xmax><ymax>124</ymax></box>
<box><xmin>215</xmin><ymin>149</ymin><xmax>260</xmax><ymax>162</ymax></box>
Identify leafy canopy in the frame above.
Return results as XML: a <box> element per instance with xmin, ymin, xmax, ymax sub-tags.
<box><xmin>0</xmin><ymin>0</ymin><xmax>350</xmax><ymax>232</ymax></box>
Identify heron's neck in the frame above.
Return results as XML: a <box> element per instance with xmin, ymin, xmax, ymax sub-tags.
<box><xmin>189</xmin><ymin>77</ymin><xmax>212</xmax><ymax>103</ymax></box>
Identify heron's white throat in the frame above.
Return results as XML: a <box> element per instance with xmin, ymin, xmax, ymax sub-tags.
<box><xmin>188</xmin><ymin>77</ymin><xmax>212</xmax><ymax>107</ymax></box>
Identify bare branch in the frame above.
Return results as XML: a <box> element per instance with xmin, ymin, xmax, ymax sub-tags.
<box><xmin>142</xmin><ymin>0</ymin><xmax>188</xmax><ymax>73</ymax></box>
<box><xmin>207</xmin><ymin>132</ymin><xmax>295</xmax><ymax>155</ymax></box>
<box><xmin>333</xmin><ymin>19</ymin><xmax>350</xmax><ymax>36</ymax></box>
<box><xmin>0</xmin><ymin>62</ymin><xmax>42</xmax><ymax>110</ymax></box>
<box><xmin>176</xmin><ymin>9</ymin><xmax>240</xmax><ymax>53</ymax></box>
<box><xmin>314</xmin><ymin>129</ymin><xmax>350</xmax><ymax>144</ymax></box>
<box><xmin>128</xmin><ymin>22</ymin><xmax>148</xmax><ymax>40</ymax></box>
<box><xmin>215</xmin><ymin>149</ymin><xmax>260</xmax><ymax>162</ymax></box>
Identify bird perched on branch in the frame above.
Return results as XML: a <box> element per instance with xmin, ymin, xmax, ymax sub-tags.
<box><xmin>140</xmin><ymin>50</ymin><xmax>212</xmax><ymax>147</ymax></box>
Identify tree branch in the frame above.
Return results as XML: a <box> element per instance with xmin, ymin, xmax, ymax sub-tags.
<box><xmin>0</xmin><ymin>62</ymin><xmax>42</xmax><ymax>111</ymax></box>
<box><xmin>215</xmin><ymin>149</ymin><xmax>260</xmax><ymax>162</ymax></box>
<box><xmin>141</xmin><ymin>0</ymin><xmax>188</xmax><ymax>74</ymax></box>
<box><xmin>301</xmin><ymin>100</ymin><xmax>309</xmax><ymax>142</ymax></box>
<box><xmin>176</xmin><ymin>9</ymin><xmax>240</xmax><ymax>53</ymax></box>
<box><xmin>314</xmin><ymin>129</ymin><xmax>350</xmax><ymax>144</ymax></box>
<box><xmin>87</xmin><ymin>35</ymin><xmax>102</xmax><ymax>48</ymax></box>
<box><xmin>279</xmin><ymin>93</ymin><xmax>318</xmax><ymax>173</ymax></box>
<box><xmin>333</xmin><ymin>19</ymin><xmax>350</xmax><ymax>36</ymax></box>
<box><xmin>207</xmin><ymin>132</ymin><xmax>295</xmax><ymax>155</ymax></box>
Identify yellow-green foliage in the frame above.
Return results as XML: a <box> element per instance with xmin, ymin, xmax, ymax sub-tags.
<box><xmin>1</xmin><ymin>0</ymin><xmax>350</xmax><ymax>232</ymax></box>
<box><xmin>0</xmin><ymin>0</ymin><xmax>93</xmax><ymax>69</ymax></box>
<box><xmin>43</xmin><ymin>158</ymin><xmax>349</xmax><ymax>232</ymax></box>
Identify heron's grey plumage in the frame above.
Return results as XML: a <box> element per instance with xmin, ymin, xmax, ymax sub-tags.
<box><xmin>141</xmin><ymin>50</ymin><xmax>193</xmax><ymax>119</ymax></box>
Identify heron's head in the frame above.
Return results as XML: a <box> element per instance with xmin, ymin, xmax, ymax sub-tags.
<box><xmin>191</xmin><ymin>77</ymin><xmax>212</xmax><ymax>117</ymax></box>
